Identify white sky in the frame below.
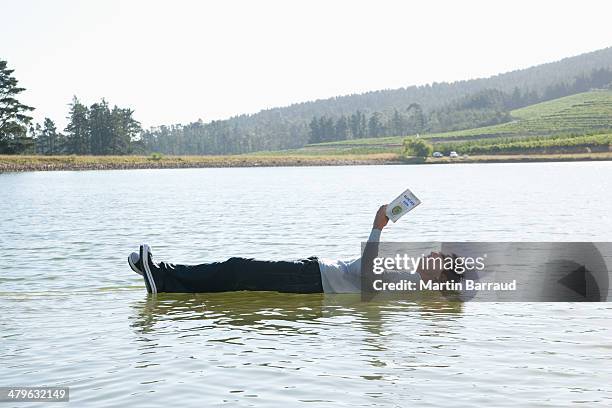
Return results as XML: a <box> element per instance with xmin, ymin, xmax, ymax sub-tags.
<box><xmin>1</xmin><ymin>0</ymin><xmax>611</xmax><ymax>129</ymax></box>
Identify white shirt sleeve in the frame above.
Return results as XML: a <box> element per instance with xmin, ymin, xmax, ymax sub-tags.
<box><xmin>318</xmin><ymin>228</ymin><xmax>381</xmax><ymax>293</ymax></box>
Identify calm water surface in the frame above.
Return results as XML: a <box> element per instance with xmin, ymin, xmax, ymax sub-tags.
<box><xmin>1</xmin><ymin>162</ymin><xmax>611</xmax><ymax>407</ymax></box>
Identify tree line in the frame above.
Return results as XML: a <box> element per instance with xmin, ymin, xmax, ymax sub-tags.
<box><xmin>1</xmin><ymin>59</ymin><xmax>141</xmax><ymax>155</ymax></box>
<box><xmin>30</xmin><ymin>97</ymin><xmax>142</xmax><ymax>155</ymax></box>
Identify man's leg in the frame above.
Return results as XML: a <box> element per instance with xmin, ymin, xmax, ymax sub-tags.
<box><xmin>151</xmin><ymin>256</ymin><xmax>323</xmax><ymax>294</ymax></box>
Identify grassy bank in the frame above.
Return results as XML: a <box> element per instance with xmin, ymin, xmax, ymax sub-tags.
<box><xmin>2</xmin><ymin>151</ymin><xmax>612</xmax><ymax>173</ymax></box>
<box><xmin>419</xmin><ymin>151</ymin><xmax>612</xmax><ymax>164</ymax></box>
<box><xmin>0</xmin><ymin>153</ymin><xmax>403</xmax><ymax>172</ymax></box>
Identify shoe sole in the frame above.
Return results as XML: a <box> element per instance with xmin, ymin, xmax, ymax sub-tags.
<box><xmin>141</xmin><ymin>244</ymin><xmax>157</xmax><ymax>294</ymax></box>
<box><xmin>128</xmin><ymin>254</ymin><xmax>143</xmax><ymax>276</ymax></box>
<box><xmin>138</xmin><ymin>246</ymin><xmax>152</xmax><ymax>293</ymax></box>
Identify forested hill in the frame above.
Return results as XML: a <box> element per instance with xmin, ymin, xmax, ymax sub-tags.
<box><xmin>142</xmin><ymin>46</ymin><xmax>612</xmax><ymax>155</ymax></box>
<box><xmin>256</xmin><ymin>46</ymin><xmax>612</xmax><ymax>121</ymax></box>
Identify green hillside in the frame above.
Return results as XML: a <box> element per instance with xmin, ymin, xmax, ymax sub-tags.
<box><xmin>297</xmin><ymin>90</ymin><xmax>612</xmax><ymax>155</ymax></box>
<box><xmin>429</xmin><ymin>90</ymin><xmax>612</xmax><ymax>140</ymax></box>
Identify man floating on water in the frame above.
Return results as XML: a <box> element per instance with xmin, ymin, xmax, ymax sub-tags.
<box><xmin>127</xmin><ymin>205</ymin><xmax>465</xmax><ymax>295</ymax></box>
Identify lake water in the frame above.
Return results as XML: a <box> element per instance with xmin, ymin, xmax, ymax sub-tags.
<box><xmin>1</xmin><ymin>162</ymin><xmax>612</xmax><ymax>407</ymax></box>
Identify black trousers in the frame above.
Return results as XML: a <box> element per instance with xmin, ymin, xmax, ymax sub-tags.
<box><xmin>150</xmin><ymin>256</ymin><xmax>323</xmax><ymax>294</ymax></box>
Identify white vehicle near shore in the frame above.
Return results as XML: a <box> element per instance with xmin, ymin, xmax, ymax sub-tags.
<box><xmin>449</xmin><ymin>151</ymin><xmax>459</xmax><ymax>158</ymax></box>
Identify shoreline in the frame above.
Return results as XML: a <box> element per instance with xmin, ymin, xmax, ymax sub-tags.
<box><xmin>1</xmin><ymin>152</ymin><xmax>611</xmax><ymax>172</ymax></box>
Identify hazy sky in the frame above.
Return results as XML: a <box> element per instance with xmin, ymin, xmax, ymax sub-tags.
<box><xmin>2</xmin><ymin>0</ymin><xmax>611</xmax><ymax>129</ymax></box>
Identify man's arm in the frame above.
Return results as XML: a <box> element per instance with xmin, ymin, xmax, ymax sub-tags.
<box><xmin>360</xmin><ymin>205</ymin><xmax>388</xmax><ymax>297</ymax></box>
<box><xmin>362</xmin><ymin>205</ymin><xmax>388</xmax><ymax>266</ymax></box>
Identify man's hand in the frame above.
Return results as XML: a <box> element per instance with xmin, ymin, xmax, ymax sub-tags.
<box><xmin>373</xmin><ymin>205</ymin><xmax>389</xmax><ymax>230</ymax></box>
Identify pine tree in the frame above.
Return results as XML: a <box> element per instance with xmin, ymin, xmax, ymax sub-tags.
<box><xmin>110</xmin><ymin>107</ymin><xmax>140</xmax><ymax>154</ymax></box>
<box><xmin>391</xmin><ymin>109</ymin><xmax>405</xmax><ymax>136</ymax></box>
<box><xmin>31</xmin><ymin>123</ymin><xmax>42</xmax><ymax>154</ymax></box>
<box><xmin>349</xmin><ymin>111</ymin><xmax>367</xmax><ymax>138</ymax></box>
<box><xmin>89</xmin><ymin>99</ymin><xmax>113</xmax><ymax>155</ymax></box>
<box><xmin>406</xmin><ymin>103</ymin><xmax>425</xmax><ymax>133</ymax></box>
<box><xmin>510</xmin><ymin>87</ymin><xmax>523</xmax><ymax>109</ymax></box>
<box><xmin>0</xmin><ymin>59</ymin><xmax>35</xmax><ymax>153</ymax></box>
<box><xmin>359</xmin><ymin>111</ymin><xmax>367</xmax><ymax>138</ymax></box>
<box><xmin>308</xmin><ymin>117</ymin><xmax>321</xmax><ymax>143</ymax></box>
<box><xmin>39</xmin><ymin>118</ymin><xmax>62</xmax><ymax>155</ymax></box>
<box><xmin>64</xmin><ymin>96</ymin><xmax>90</xmax><ymax>154</ymax></box>
<box><xmin>335</xmin><ymin>115</ymin><xmax>349</xmax><ymax>140</ymax></box>
<box><xmin>368</xmin><ymin>112</ymin><xmax>384</xmax><ymax>137</ymax></box>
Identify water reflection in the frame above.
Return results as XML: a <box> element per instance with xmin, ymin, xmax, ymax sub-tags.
<box><xmin>130</xmin><ymin>292</ymin><xmax>464</xmax><ymax>348</ymax></box>
<box><xmin>131</xmin><ymin>292</ymin><xmax>325</xmax><ymax>334</ymax></box>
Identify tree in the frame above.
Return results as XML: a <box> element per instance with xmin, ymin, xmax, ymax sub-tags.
<box><xmin>0</xmin><ymin>60</ymin><xmax>34</xmax><ymax>153</ymax></box>
<box><xmin>510</xmin><ymin>87</ymin><xmax>523</xmax><ymax>109</ymax></box>
<box><xmin>403</xmin><ymin>137</ymin><xmax>432</xmax><ymax>158</ymax></box>
<box><xmin>31</xmin><ymin>123</ymin><xmax>42</xmax><ymax>154</ymax></box>
<box><xmin>391</xmin><ymin>109</ymin><xmax>405</xmax><ymax>136</ymax></box>
<box><xmin>406</xmin><ymin>103</ymin><xmax>425</xmax><ymax>133</ymax></box>
<box><xmin>64</xmin><ymin>96</ymin><xmax>90</xmax><ymax>154</ymax></box>
<box><xmin>308</xmin><ymin>117</ymin><xmax>321</xmax><ymax>143</ymax></box>
<box><xmin>38</xmin><ymin>118</ymin><xmax>62</xmax><ymax>155</ymax></box>
<box><xmin>89</xmin><ymin>99</ymin><xmax>112</xmax><ymax>155</ymax></box>
<box><xmin>318</xmin><ymin>116</ymin><xmax>335</xmax><ymax>142</ymax></box>
<box><xmin>335</xmin><ymin>115</ymin><xmax>349</xmax><ymax>140</ymax></box>
<box><xmin>349</xmin><ymin>111</ymin><xmax>367</xmax><ymax>138</ymax></box>
<box><xmin>110</xmin><ymin>107</ymin><xmax>141</xmax><ymax>154</ymax></box>
<box><xmin>368</xmin><ymin>112</ymin><xmax>384</xmax><ymax>137</ymax></box>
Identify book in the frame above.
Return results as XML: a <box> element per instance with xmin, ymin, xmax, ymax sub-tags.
<box><xmin>386</xmin><ymin>188</ymin><xmax>422</xmax><ymax>222</ymax></box>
